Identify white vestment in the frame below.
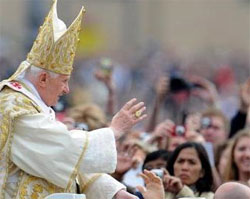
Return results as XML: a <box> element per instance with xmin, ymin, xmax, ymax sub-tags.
<box><xmin>0</xmin><ymin>80</ymin><xmax>125</xmax><ymax>199</ymax></box>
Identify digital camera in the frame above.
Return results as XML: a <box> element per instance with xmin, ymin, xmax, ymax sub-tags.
<box><xmin>171</xmin><ymin>125</ymin><xmax>186</xmax><ymax>137</ymax></box>
<box><xmin>169</xmin><ymin>76</ymin><xmax>202</xmax><ymax>93</ymax></box>
<box><xmin>201</xmin><ymin>117</ymin><xmax>212</xmax><ymax>129</ymax></box>
<box><xmin>151</xmin><ymin>169</ymin><xmax>164</xmax><ymax>179</ymax></box>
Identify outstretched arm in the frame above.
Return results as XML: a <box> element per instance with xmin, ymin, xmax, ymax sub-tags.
<box><xmin>12</xmin><ymin>98</ymin><xmax>147</xmax><ymax>189</ymax></box>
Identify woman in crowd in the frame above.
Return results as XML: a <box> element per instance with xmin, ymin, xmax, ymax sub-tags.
<box><xmin>137</xmin><ymin>142</ymin><xmax>214</xmax><ymax>199</ymax></box>
<box><xmin>223</xmin><ymin>128</ymin><xmax>250</xmax><ymax>186</ymax></box>
<box><xmin>164</xmin><ymin>142</ymin><xmax>214</xmax><ymax>199</ymax></box>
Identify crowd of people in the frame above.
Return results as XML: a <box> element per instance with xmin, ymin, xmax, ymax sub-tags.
<box><xmin>0</xmin><ymin>0</ymin><xmax>250</xmax><ymax>199</ymax></box>
<box><xmin>58</xmin><ymin>60</ymin><xmax>250</xmax><ymax>198</ymax></box>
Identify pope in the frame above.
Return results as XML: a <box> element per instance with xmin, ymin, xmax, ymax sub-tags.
<box><xmin>0</xmin><ymin>0</ymin><xmax>146</xmax><ymax>199</ymax></box>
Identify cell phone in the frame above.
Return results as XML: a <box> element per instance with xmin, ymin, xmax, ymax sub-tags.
<box><xmin>151</xmin><ymin>169</ymin><xmax>164</xmax><ymax>179</ymax></box>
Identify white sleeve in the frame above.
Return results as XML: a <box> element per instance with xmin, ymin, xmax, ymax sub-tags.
<box><xmin>79</xmin><ymin>173</ymin><xmax>125</xmax><ymax>199</ymax></box>
<box><xmin>77</xmin><ymin>128</ymin><xmax>117</xmax><ymax>174</ymax></box>
<box><xmin>11</xmin><ymin>113</ymin><xmax>117</xmax><ymax>188</ymax></box>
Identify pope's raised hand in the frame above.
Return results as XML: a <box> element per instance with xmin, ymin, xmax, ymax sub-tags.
<box><xmin>110</xmin><ymin>98</ymin><xmax>147</xmax><ymax>139</ymax></box>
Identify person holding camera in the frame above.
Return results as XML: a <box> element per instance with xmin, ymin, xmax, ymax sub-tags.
<box><xmin>164</xmin><ymin>142</ymin><xmax>214</xmax><ymax>199</ymax></box>
<box><xmin>148</xmin><ymin>117</ymin><xmax>205</xmax><ymax>152</ymax></box>
<box><xmin>200</xmin><ymin>108</ymin><xmax>229</xmax><ymax>150</ymax></box>
<box><xmin>137</xmin><ymin>142</ymin><xmax>214</xmax><ymax>199</ymax></box>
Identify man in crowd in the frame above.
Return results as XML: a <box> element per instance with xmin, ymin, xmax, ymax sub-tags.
<box><xmin>214</xmin><ymin>182</ymin><xmax>250</xmax><ymax>199</ymax></box>
<box><xmin>0</xmin><ymin>0</ymin><xmax>146</xmax><ymax>198</ymax></box>
<box><xmin>200</xmin><ymin>108</ymin><xmax>229</xmax><ymax>148</ymax></box>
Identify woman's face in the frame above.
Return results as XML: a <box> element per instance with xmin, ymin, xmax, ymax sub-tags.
<box><xmin>174</xmin><ymin>147</ymin><xmax>203</xmax><ymax>185</ymax></box>
<box><xmin>234</xmin><ymin>137</ymin><xmax>250</xmax><ymax>174</ymax></box>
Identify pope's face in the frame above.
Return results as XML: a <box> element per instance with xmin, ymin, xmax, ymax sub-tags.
<box><xmin>44</xmin><ymin>74</ymin><xmax>70</xmax><ymax>106</ymax></box>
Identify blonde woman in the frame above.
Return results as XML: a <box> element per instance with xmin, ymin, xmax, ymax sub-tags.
<box><xmin>223</xmin><ymin>128</ymin><xmax>250</xmax><ymax>185</ymax></box>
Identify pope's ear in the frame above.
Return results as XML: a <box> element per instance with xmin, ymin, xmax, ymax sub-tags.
<box><xmin>38</xmin><ymin>72</ymin><xmax>49</xmax><ymax>88</ymax></box>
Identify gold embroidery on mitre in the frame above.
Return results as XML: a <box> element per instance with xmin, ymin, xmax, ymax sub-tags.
<box><xmin>27</xmin><ymin>0</ymin><xmax>85</xmax><ymax>75</ymax></box>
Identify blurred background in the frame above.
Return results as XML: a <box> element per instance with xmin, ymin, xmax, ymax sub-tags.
<box><xmin>0</xmin><ymin>0</ymin><xmax>250</xmax><ymax>119</ymax></box>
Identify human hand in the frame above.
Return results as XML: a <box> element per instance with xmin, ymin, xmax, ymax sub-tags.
<box><xmin>137</xmin><ymin>170</ymin><xmax>165</xmax><ymax>199</ymax></box>
<box><xmin>184</xmin><ymin>113</ymin><xmax>205</xmax><ymax>143</ymax></box>
<box><xmin>185</xmin><ymin>113</ymin><xmax>201</xmax><ymax>132</ymax></box>
<box><xmin>152</xmin><ymin>119</ymin><xmax>175</xmax><ymax>139</ymax></box>
<box><xmin>114</xmin><ymin>189</ymin><xmax>139</xmax><ymax>199</ymax></box>
<box><xmin>189</xmin><ymin>75</ymin><xmax>219</xmax><ymax>105</ymax></box>
<box><xmin>148</xmin><ymin>119</ymin><xmax>175</xmax><ymax>148</ymax></box>
<box><xmin>163</xmin><ymin>174</ymin><xmax>183</xmax><ymax>194</ymax></box>
<box><xmin>156</xmin><ymin>76</ymin><xmax>170</xmax><ymax>103</ymax></box>
<box><xmin>239</xmin><ymin>78</ymin><xmax>250</xmax><ymax>112</ymax></box>
<box><xmin>110</xmin><ymin>98</ymin><xmax>147</xmax><ymax>139</ymax></box>
<box><xmin>115</xmin><ymin>142</ymin><xmax>138</xmax><ymax>175</ymax></box>
<box><xmin>94</xmin><ymin>69</ymin><xmax>114</xmax><ymax>92</ymax></box>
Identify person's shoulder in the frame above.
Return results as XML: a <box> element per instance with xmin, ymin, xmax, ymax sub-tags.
<box><xmin>164</xmin><ymin>191</ymin><xmax>175</xmax><ymax>199</ymax></box>
<box><xmin>200</xmin><ymin>191</ymin><xmax>215</xmax><ymax>199</ymax></box>
<box><xmin>0</xmin><ymin>87</ymin><xmax>38</xmax><ymax>115</ymax></box>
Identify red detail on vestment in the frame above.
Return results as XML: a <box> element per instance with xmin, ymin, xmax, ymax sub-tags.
<box><xmin>10</xmin><ymin>82</ymin><xmax>22</xmax><ymax>89</ymax></box>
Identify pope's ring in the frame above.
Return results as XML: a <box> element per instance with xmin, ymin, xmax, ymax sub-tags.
<box><xmin>135</xmin><ymin>110</ymin><xmax>142</xmax><ymax>118</ymax></box>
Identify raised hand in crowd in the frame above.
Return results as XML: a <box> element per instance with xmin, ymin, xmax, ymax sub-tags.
<box><xmin>110</xmin><ymin>98</ymin><xmax>147</xmax><ymax>139</ymax></box>
<box><xmin>137</xmin><ymin>170</ymin><xmax>165</xmax><ymax>199</ymax></box>
<box><xmin>185</xmin><ymin>113</ymin><xmax>205</xmax><ymax>143</ymax></box>
<box><xmin>230</xmin><ymin>77</ymin><xmax>250</xmax><ymax>137</ymax></box>
<box><xmin>239</xmin><ymin>77</ymin><xmax>250</xmax><ymax>113</ymax></box>
<box><xmin>240</xmin><ymin>78</ymin><xmax>250</xmax><ymax>127</ymax></box>
<box><xmin>94</xmin><ymin>58</ymin><xmax>116</xmax><ymax>116</ymax></box>
<box><xmin>189</xmin><ymin>75</ymin><xmax>219</xmax><ymax>107</ymax></box>
<box><xmin>149</xmin><ymin>117</ymin><xmax>206</xmax><ymax>150</ymax></box>
<box><xmin>185</xmin><ymin>112</ymin><xmax>201</xmax><ymax>132</ymax></box>
<box><xmin>146</xmin><ymin>76</ymin><xmax>170</xmax><ymax>132</ymax></box>
<box><xmin>148</xmin><ymin>119</ymin><xmax>175</xmax><ymax>149</ymax></box>
<box><xmin>156</xmin><ymin>76</ymin><xmax>170</xmax><ymax>103</ymax></box>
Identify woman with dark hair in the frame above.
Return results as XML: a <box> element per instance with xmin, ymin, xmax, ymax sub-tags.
<box><xmin>163</xmin><ymin>142</ymin><xmax>214</xmax><ymax>199</ymax></box>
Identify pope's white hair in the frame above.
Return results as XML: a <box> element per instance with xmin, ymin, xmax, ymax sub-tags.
<box><xmin>18</xmin><ymin>63</ymin><xmax>59</xmax><ymax>81</ymax></box>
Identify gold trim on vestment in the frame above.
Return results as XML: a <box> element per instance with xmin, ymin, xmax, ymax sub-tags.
<box><xmin>0</xmin><ymin>89</ymin><xmax>38</xmax><ymax>199</ymax></box>
<box><xmin>66</xmin><ymin>133</ymin><xmax>89</xmax><ymax>191</ymax></box>
<box><xmin>80</xmin><ymin>174</ymin><xmax>102</xmax><ymax>193</ymax></box>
